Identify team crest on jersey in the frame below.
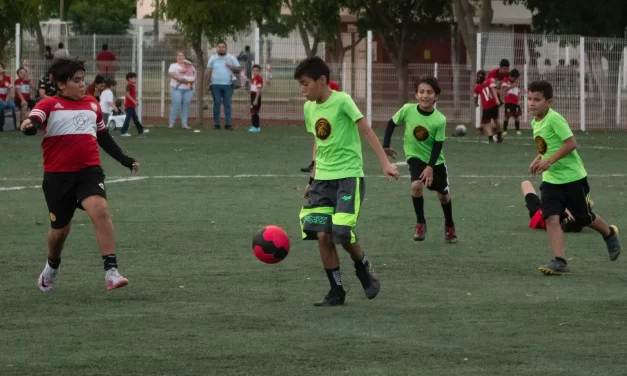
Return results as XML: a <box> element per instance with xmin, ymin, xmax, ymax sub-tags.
<box><xmin>73</xmin><ymin>114</ymin><xmax>89</xmax><ymax>129</ymax></box>
<box><xmin>413</xmin><ymin>125</ymin><xmax>429</xmax><ymax>141</ymax></box>
<box><xmin>315</xmin><ymin>118</ymin><xmax>332</xmax><ymax>140</ymax></box>
<box><xmin>534</xmin><ymin>136</ymin><xmax>548</xmax><ymax>155</ymax></box>
<box><xmin>91</xmin><ymin>103</ymin><xmax>98</xmax><ymax>112</ymax></box>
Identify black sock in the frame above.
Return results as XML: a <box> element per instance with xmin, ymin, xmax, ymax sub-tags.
<box><xmin>353</xmin><ymin>255</ymin><xmax>369</xmax><ymax>271</ymax></box>
<box><xmin>603</xmin><ymin>226</ymin><xmax>615</xmax><ymax>240</ymax></box>
<box><xmin>441</xmin><ymin>199</ymin><xmax>454</xmax><ymax>227</ymax></box>
<box><xmin>556</xmin><ymin>257</ymin><xmax>567</xmax><ymax>264</ymax></box>
<box><xmin>515</xmin><ymin>119</ymin><xmax>520</xmax><ymax>131</ymax></box>
<box><xmin>496</xmin><ymin>132</ymin><xmax>502</xmax><ymax>137</ymax></box>
<box><xmin>504</xmin><ymin>120</ymin><xmax>509</xmax><ymax>131</ymax></box>
<box><xmin>102</xmin><ymin>254</ymin><xmax>118</xmax><ymax>271</ymax></box>
<box><xmin>47</xmin><ymin>258</ymin><xmax>61</xmax><ymax>270</ymax></box>
<box><xmin>488</xmin><ymin>136</ymin><xmax>494</xmax><ymax>143</ymax></box>
<box><xmin>324</xmin><ymin>268</ymin><xmax>344</xmax><ymax>292</ymax></box>
<box><xmin>252</xmin><ymin>114</ymin><xmax>259</xmax><ymax>128</ymax></box>
<box><xmin>412</xmin><ymin>196</ymin><xmax>426</xmax><ymax>223</ymax></box>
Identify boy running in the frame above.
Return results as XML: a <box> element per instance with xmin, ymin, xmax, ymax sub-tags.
<box><xmin>527</xmin><ymin>80</ymin><xmax>621</xmax><ymax>275</ymax></box>
<box><xmin>20</xmin><ymin>57</ymin><xmax>139</xmax><ymax>291</ymax></box>
<box><xmin>295</xmin><ymin>56</ymin><xmax>399</xmax><ymax>307</ymax></box>
<box><xmin>474</xmin><ymin>70</ymin><xmax>503</xmax><ymax>143</ymax></box>
<box><xmin>383</xmin><ymin>76</ymin><xmax>457</xmax><ymax>243</ymax></box>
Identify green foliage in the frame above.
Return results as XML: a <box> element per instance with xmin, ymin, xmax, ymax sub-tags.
<box><xmin>67</xmin><ymin>0</ymin><xmax>135</xmax><ymax>35</ymax></box>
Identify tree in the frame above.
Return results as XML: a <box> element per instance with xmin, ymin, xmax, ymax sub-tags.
<box><xmin>67</xmin><ymin>0</ymin><xmax>135</xmax><ymax>35</ymax></box>
<box><xmin>346</xmin><ymin>0</ymin><xmax>449</xmax><ymax>108</ymax></box>
<box><xmin>284</xmin><ymin>0</ymin><xmax>341</xmax><ymax>57</ymax></box>
<box><xmin>451</xmin><ymin>0</ymin><xmax>494</xmax><ymax>72</ymax></box>
<box><xmin>0</xmin><ymin>0</ymin><xmax>46</xmax><ymax>62</ymax></box>
<box><xmin>166</xmin><ymin>0</ymin><xmax>258</xmax><ymax>126</ymax></box>
<box><xmin>505</xmin><ymin>0</ymin><xmax>627</xmax><ymax>125</ymax></box>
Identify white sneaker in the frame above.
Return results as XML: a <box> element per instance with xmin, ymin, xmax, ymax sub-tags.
<box><xmin>120</xmin><ymin>133</ymin><xmax>131</xmax><ymax>137</ymax></box>
<box><xmin>38</xmin><ymin>263</ymin><xmax>59</xmax><ymax>292</ymax></box>
<box><xmin>141</xmin><ymin>129</ymin><xmax>150</xmax><ymax>134</ymax></box>
<box><xmin>182</xmin><ymin>125</ymin><xmax>191</xmax><ymax>129</ymax></box>
<box><xmin>105</xmin><ymin>268</ymin><xmax>129</xmax><ymax>290</ymax></box>
<box><xmin>168</xmin><ymin>124</ymin><xmax>174</xmax><ymax>128</ymax></box>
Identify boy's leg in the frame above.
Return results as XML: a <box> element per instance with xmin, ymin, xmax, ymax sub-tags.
<box><xmin>408</xmin><ymin>158</ymin><xmax>427</xmax><ymax>240</ymax></box>
<box><xmin>77</xmin><ymin>167</ymin><xmax>128</xmax><ymax>289</ymax></box>
<box><xmin>333</xmin><ymin>178</ymin><xmax>380</xmax><ymax>300</ymax></box>
<box><xmin>429</xmin><ymin>163</ymin><xmax>456</xmax><ymax>243</ymax></box>
<box><xmin>538</xmin><ymin>182</ymin><xmax>570</xmax><ymax>275</ymax></box>
<box><xmin>120</xmin><ymin>108</ymin><xmax>132</xmax><ymax>134</ymax></box>
<box><xmin>130</xmin><ymin>108</ymin><xmax>145</xmax><ymax>134</ymax></box>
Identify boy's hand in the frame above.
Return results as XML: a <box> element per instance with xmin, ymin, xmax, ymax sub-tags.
<box><xmin>528</xmin><ymin>158</ymin><xmax>540</xmax><ymax>175</ymax></box>
<box><xmin>20</xmin><ymin>118</ymin><xmax>32</xmax><ymax>131</ymax></box>
<box><xmin>533</xmin><ymin>159</ymin><xmax>551</xmax><ymax>175</ymax></box>
<box><xmin>384</xmin><ymin>147</ymin><xmax>398</xmax><ymax>160</ymax></box>
<box><xmin>303</xmin><ymin>184</ymin><xmax>311</xmax><ymax>199</ymax></box>
<box><xmin>419</xmin><ymin>166</ymin><xmax>434</xmax><ymax>187</ymax></box>
<box><xmin>383</xmin><ymin>162</ymin><xmax>400</xmax><ymax>181</ymax></box>
<box><xmin>253</xmin><ymin>99</ymin><xmax>258</xmax><ymax>106</ymax></box>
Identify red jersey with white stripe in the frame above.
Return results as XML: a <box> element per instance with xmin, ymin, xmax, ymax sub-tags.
<box><xmin>0</xmin><ymin>76</ymin><xmax>11</xmax><ymax>101</ymax></box>
<box><xmin>502</xmin><ymin>76</ymin><xmax>520</xmax><ymax>105</ymax></box>
<box><xmin>474</xmin><ymin>80</ymin><xmax>498</xmax><ymax>109</ymax></box>
<box><xmin>250</xmin><ymin>75</ymin><xmax>263</xmax><ymax>94</ymax></box>
<box><xmin>29</xmin><ymin>95</ymin><xmax>106</xmax><ymax>173</ymax></box>
<box><xmin>14</xmin><ymin>78</ymin><xmax>32</xmax><ymax>100</ymax></box>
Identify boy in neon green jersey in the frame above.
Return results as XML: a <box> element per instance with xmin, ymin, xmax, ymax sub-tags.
<box><xmin>527</xmin><ymin>80</ymin><xmax>621</xmax><ymax>275</ymax></box>
<box><xmin>382</xmin><ymin>76</ymin><xmax>457</xmax><ymax>243</ymax></box>
<box><xmin>295</xmin><ymin>56</ymin><xmax>400</xmax><ymax>307</ymax></box>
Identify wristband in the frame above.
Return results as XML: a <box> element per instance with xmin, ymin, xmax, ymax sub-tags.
<box><xmin>309</xmin><ymin>177</ymin><xmax>314</xmax><ymax>185</ymax></box>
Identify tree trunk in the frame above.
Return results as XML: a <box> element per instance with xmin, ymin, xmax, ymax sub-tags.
<box><xmin>452</xmin><ymin>0</ymin><xmax>478</xmax><ymax>123</ymax></box>
<box><xmin>297</xmin><ymin>24</ymin><xmax>313</xmax><ymax>57</ymax></box>
<box><xmin>153</xmin><ymin>0</ymin><xmax>160</xmax><ymax>45</ymax></box>
<box><xmin>479</xmin><ymin>0</ymin><xmax>493</xmax><ymax>68</ymax></box>
<box><xmin>192</xmin><ymin>36</ymin><xmax>205</xmax><ymax>127</ymax></box>
<box><xmin>395</xmin><ymin>60</ymin><xmax>409</xmax><ymax>109</ymax></box>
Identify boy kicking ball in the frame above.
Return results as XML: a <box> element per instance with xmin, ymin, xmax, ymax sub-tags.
<box><xmin>527</xmin><ymin>80</ymin><xmax>621</xmax><ymax>275</ymax></box>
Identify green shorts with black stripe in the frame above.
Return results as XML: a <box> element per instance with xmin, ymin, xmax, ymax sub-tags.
<box><xmin>299</xmin><ymin>177</ymin><xmax>365</xmax><ymax>245</ymax></box>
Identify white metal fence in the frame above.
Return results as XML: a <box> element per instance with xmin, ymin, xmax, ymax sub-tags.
<box><xmin>5</xmin><ymin>24</ymin><xmax>627</xmax><ymax>130</ymax></box>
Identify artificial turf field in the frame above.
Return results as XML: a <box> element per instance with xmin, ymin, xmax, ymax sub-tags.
<box><xmin>1</xmin><ymin>126</ymin><xmax>626</xmax><ymax>375</ymax></box>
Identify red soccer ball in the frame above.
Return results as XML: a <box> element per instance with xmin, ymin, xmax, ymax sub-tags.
<box><xmin>252</xmin><ymin>225</ymin><xmax>291</xmax><ymax>264</ymax></box>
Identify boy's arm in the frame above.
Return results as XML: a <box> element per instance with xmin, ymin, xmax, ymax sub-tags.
<box><xmin>125</xmin><ymin>85</ymin><xmax>136</xmax><ymax>105</ymax></box>
<box><xmin>95</xmin><ymin>103</ymin><xmax>137</xmax><ymax>171</ymax></box>
<box><xmin>428</xmin><ymin>120</ymin><xmax>446</xmax><ymax>167</ymax></box>
<box><xmin>356</xmin><ymin>117</ymin><xmax>399</xmax><ymax>179</ymax></box>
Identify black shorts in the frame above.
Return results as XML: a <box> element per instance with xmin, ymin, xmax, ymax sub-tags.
<box><xmin>481</xmin><ymin>105</ymin><xmax>499</xmax><ymax>124</ymax></box>
<box><xmin>300</xmin><ymin>177</ymin><xmax>365</xmax><ymax>245</ymax></box>
<box><xmin>250</xmin><ymin>93</ymin><xmax>261</xmax><ymax>114</ymax></box>
<box><xmin>524</xmin><ymin>193</ymin><xmax>542</xmax><ymax>218</ymax></box>
<box><xmin>15</xmin><ymin>98</ymin><xmax>36</xmax><ymax>110</ymax></box>
<box><xmin>540</xmin><ymin>177</ymin><xmax>595</xmax><ymax>226</ymax></box>
<box><xmin>42</xmin><ymin>166</ymin><xmax>107</xmax><ymax>229</ymax></box>
<box><xmin>408</xmin><ymin>158</ymin><xmax>450</xmax><ymax>195</ymax></box>
<box><xmin>504</xmin><ymin>103</ymin><xmax>521</xmax><ymax>118</ymax></box>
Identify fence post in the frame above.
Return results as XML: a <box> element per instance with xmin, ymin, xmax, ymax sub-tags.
<box><xmin>341</xmin><ymin>59</ymin><xmax>347</xmax><ymax>95</ymax></box>
<box><xmin>617</xmin><ymin>55</ymin><xmax>622</xmax><ymax>126</ymax></box>
<box><xmin>161</xmin><ymin>60</ymin><xmax>165</xmax><ymax>119</ymax></box>
<box><xmin>523</xmin><ymin>63</ymin><xmax>529</xmax><ymax>124</ymax></box>
<box><xmin>579</xmin><ymin>36</ymin><xmax>585</xmax><ymax>131</ymax></box>
<box><xmin>254</xmin><ymin>27</ymin><xmax>260</xmax><ymax>65</ymax></box>
<box><xmin>15</xmin><ymin>24</ymin><xmax>20</xmax><ymax>74</ymax></box>
<box><xmin>93</xmin><ymin>33</ymin><xmax>96</xmax><ymax>74</ymax></box>
<box><xmin>137</xmin><ymin>25</ymin><xmax>144</xmax><ymax>123</ymax></box>
<box><xmin>367</xmin><ymin>30</ymin><xmax>372</xmax><ymax>127</ymax></box>
<box><xmin>434</xmin><ymin>62</ymin><xmax>438</xmax><ymax>109</ymax></box>
<box><xmin>475</xmin><ymin>33</ymin><xmax>482</xmax><ymax>130</ymax></box>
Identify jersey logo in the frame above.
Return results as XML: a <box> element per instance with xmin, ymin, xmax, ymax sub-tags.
<box><xmin>315</xmin><ymin>118</ymin><xmax>332</xmax><ymax>140</ymax></box>
<box><xmin>49</xmin><ymin>212</ymin><xmax>56</xmax><ymax>222</ymax></box>
<box><xmin>54</xmin><ymin>103</ymin><xmax>64</xmax><ymax>109</ymax></box>
<box><xmin>91</xmin><ymin>103</ymin><xmax>98</xmax><ymax>112</ymax></box>
<box><xmin>413</xmin><ymin>125</ymin><xmax>429</xmax><ymax>142</ymax></box>
<box><xmin>98</xmin><ymin>183</ymin><xmax>105</xmax><ymax>191</ymax></box>
<box><xmin>73</xmin><ymin>114</ymin><xmax>89</xmax><ymax>128</ymax></box>
<box><xmin>341</xmin><ymin>195</ymin><xmax>352</xmax><ymax>201</ymax></box>
<box><xmin>534</xmin><ymin>136</ymin><xmax>548</xmax><ymax>155</ymax></box>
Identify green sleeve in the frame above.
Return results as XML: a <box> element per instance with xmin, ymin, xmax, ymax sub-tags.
<box><xmin>552</xmin><ymin>112</ymin><xmax>574</xmax><ymax>141</ymax></box>
<box><xmin>435</xmin><ymin>116</ymin><xmax>446</xmax><ymax>142</ymax></box>
<box><xmin>304</xmin><ymin>102</ymin><xmax>313</xmax><ymax>133</ymax></box>
<box><xmin>392</xmin><ymin>105</ymin><xmax>405</xmax><ymax>125</ymax></box>
<box><xmin>341</xmin><ymin>94</ymin><xmax>364</xmax><ymax>123</ymax></box>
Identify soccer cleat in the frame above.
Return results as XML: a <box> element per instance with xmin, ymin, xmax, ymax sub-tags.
<box><xmin>38</xmin><ymin>263</ymin><xmax>59</xmax><ymax>292</ymax></box>
<box><xmin>105</xmin><ymin>268</ymin><xmax>129</xmax><ymax>290</ymax></box>
<box><xmin>606</xmin><ymin>225</ymin><xmax>621</xmax><ymax>261</ymax></box>
<box><xmin>538</xmin><ymin>260</ymin><xmax>570</xmax><ymax>275</ymax></box>
<box><xmin>300</xmin><ymin>161</ymin><xmax>314</xmax><ymax>173</ymax></box>
<box><xmin>516</xmin><ymin>131</ymin><xmax>522</xmax><ymax>136</ymax></box>
<box><xmin>248</xmin><ymin>126</ymin><xmax>261</xmax><ymax>133</ymax></box>
<box><xmin>120</xmin><ymin>133</ymin><xmax>131</xmax><ymax>137</ymax></box>
<box><xmin>168</xmin><ymin>124</ymin><xmax>174</xmax><ymax>128</ymax></box>
<box><xmin>496</xmin><ymin>134</ymin><xmax>504</xmax><ymax>143</ymax></box>
<box><xmin>502</xmin><ymin>131</ymin><xmax>508</xmax><ymax>136</ymax></box>
<box><xmin>414</xmin><ymin>223</ymin><xmax>427</xmax><ymax>241</ymax></box>
<box><xmin>314</xmin><ymin>289</ymin><xmax>346</xmax><ymax>307</ymax></box>
<box><xmin>355</xmin><ymin>263</ymin><xmax>380</xmax><ymax>300</ymax></box>
<box><xmin>444</xmin><ymin>226</ymin><xmax>457</xmax><ymax>244</ymax></box>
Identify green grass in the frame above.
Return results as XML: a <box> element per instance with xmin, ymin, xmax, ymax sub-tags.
<box><xmin>1</xmin><ymin>127</ymin><xmax>627</xmax><ymax>375</ymax></box>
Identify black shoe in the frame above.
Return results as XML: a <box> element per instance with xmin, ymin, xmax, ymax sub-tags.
<box><xmin>355</xmin><ymin>263</ymin><xmax>380</xmax><ymax>300</ymax></box>
<box><xmin>213</xmin><ymin>125</ymin><xmax>221</xmax><ymax>130</ymax></box>
<box><xmin>538</xmin><ymin>259</ymin><xmax>570</xmax><ymax>275</ymax></box>
<box><xmin>606</xmin><ymin>225</ymin><xmax>621</xmax><ymax>261</ymax></box>
<box><xmin>314</xmin><ymin>289</ymin><xmax>346</xmax><ymax>307</ymax></box>
<box><xmin>225</xmin><ymin>125</ymin><xmax>233</xmax><ymax>130</ymax></box>
<box><xmin>300</xmin><ymin>161</ymin><xmax>314</xmax><ymax>173</ymax></box>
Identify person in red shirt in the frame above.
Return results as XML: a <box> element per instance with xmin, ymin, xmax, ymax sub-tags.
<box><xmin>522</xmin><ymin>180</ymin><xmax>596</xmax><ymax>233</ymax></box>
<box><xmin>85</xmin><ymin>74</ymin><xmax>106</xmax><ymax>102</ymax></box>
<box><xmin>15</xmin><ymin>67</ymin><xmax>36</xmax><ymax>121</ymax></box>
<box><xmin>474</xmin><ymin>70</ymin><xmax>503</xmax><ymax>143</ymax></box>
<box><xmin>120</xmin><ymin>72</ymin><xmax>147</xmax><ymax>136</ymax></box>
<box><xmin>501</xmin><ymin>68</ymin><xmax>522</xmax><ymax>136</ymax></box>
<box><xmin>0</xmin><ymin>63</ymin><xmax>16</xmax><ymax>131</ymax></box>
<box><xmin>486</xmin><ymin>58</ymin><xmax>510</xmax><ymax>104</ymax></box>
<box><xmin>20</xmin><ymin>57</ymin><xmax>138</xmax><ymax>292</ymax></box>
<box><xmin>95</xmin><ymin>44</ymin><xmax>117</xmax><ymax>80</ymax></box>
<box><xmin>248</xmin><ymin>64</ymin><xmax>263</xmax><ymax>133</ymax></box>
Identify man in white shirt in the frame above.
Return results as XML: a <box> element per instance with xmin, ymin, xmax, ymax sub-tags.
<box><xmin>205</xmin><ymin>42</ymin><xmax>240</xmax><ymax>130</ymax></box>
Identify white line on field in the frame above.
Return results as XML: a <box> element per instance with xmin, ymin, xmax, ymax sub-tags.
<box><xmin>0</xmin><ymin>176</ymin><xmax>147</xmax><ymax>191</ymax></box>
<box><xmin>448</xmin><ymin>138</ymin><xmax>627</xmax><ymax>151</ymax></box>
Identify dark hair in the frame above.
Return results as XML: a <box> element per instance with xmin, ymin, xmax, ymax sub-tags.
<box><xmin>500</xmin><ymin>59</ymin><xmax>510</xmax><ymax>68</ymax></box>
<box><xmin>528</xmin><ymin>80</ymin><xmax>553</xmax><ymax>100</ymax></box>
<box><xmin>293</xmin><ymin>56</ymin><xmax>330</xmax><ymax>83</ymax></box>
<box><xmin>102</xmin><ymin>44</ymin><xmax>108</xmax><ymax>51</ymax></box>
<box><xmin>415</xmin><ymin>75</ymin><xmax>441</xmax><ymax>95</ymax></box>
<box><xmin>245</xmin><ymin>45</ymin><xmax>250</xmax><ymax>52</ymax></box>
<box><xmin>510</xmin><ymin>68</ymin><xmax>520</xmax><ymax>78</ymax></box>
<box><xmin>16</xmin><ymin>67</ymin><xmax>27</xmax><ymax>75</ymax></box>
<box><xmin>45</xmin><ymin>45</ymin><xmax>51</xmax><ymax>52</ymax></box>
<box><xmin>49</xmin><ymin>58</ymin><xmax>86</xmax><ymax>84</ymax></box>
<box><xmin>105</xmin><ymin>78</ymin><xmax>117</xmax><ymax>87</ymax></box>
<box><xmin>94</xmin><ymin>75</ymin><xmax>106</xmax><ymax>84</ymax></box>
<box><xmin>58</xmin><ymin>42</ymin><xmax>64</xmax><ymax>49</ymax></box>
<box><xmin>252</xmin><ymin>64</ymin><xmax>261</xmax><ymax>70</ymax></box>
<box><xmin>126</xmin><ymin>72</ymin><xmax>137</xmax><ymax>80</ymax></box>
<box><xmin>217</xmin><ymin>41</ymin><xmax>227</xmax><ymax>47</ymax></box>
